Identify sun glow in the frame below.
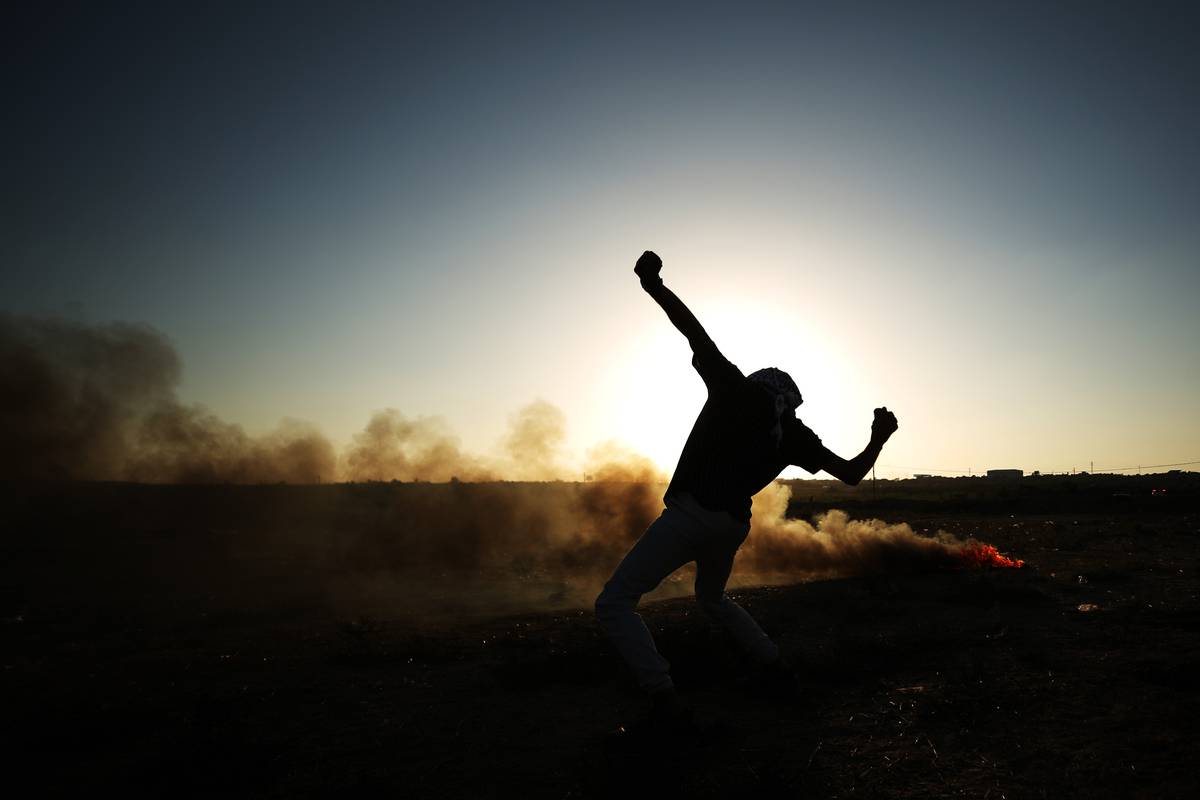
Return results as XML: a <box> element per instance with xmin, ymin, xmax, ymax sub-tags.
<box><xmin>599</xmin><ymin>297</ymin><xmax>872</xmax><ymax>477</ymax></box>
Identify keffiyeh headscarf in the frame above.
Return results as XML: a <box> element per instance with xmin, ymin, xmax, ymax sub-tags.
<box><xmin>748</xmin><ymin>367</ymin><xmax>802</xmax><ymax>448</ymax></box>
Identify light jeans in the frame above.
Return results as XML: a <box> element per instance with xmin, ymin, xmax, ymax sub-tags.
<box><xmin>594</xmin><ymin>492</ymin><xmax>780</xmax><ymax>693</ymax></box>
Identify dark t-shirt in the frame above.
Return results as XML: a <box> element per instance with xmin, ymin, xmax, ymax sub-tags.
<box><xmin>664</xmin><ymin>341</ymin><xmax>832</xmax><ymax>521</ymax></box>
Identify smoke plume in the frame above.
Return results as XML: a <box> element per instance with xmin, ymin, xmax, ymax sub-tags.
<box><xmin>740</xmin><ymin>482</ymin><xmax>969</xmax><ymax>579</ymax></box>
<box><xmin>339</xmin><ymin>398</ymin><xmax>570</xmax><ymax>482</ymax></box>
<box><xmin>502</xmin><ymin>399</ymin><xmax>566</xmax><ymax>480</ymax></box>
<box><xmin>342</xmin><ymin>410</ymin><xmax>493</xmax><ymax>482</ymax></box>
<box><xmin>0</xmin><ymin>314</ymin><xmax>334</xmax><ymax>483</ymax></box>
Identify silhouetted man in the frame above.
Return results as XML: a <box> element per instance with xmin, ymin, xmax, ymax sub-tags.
<box><xmin>595</xmin><ymin>250</ymin><xmax>898</xmax><ymax>731</ymax></box>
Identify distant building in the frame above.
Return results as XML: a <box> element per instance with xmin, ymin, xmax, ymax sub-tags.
<box><xmin>913</xmin><ymin>473</ymin><xmax>935</xmax><ymax>479</ymax></box>
<box><xmin>987</xmin><ymin>469</ymin><xmax>1023</xmax><ymax>480</ymax></box>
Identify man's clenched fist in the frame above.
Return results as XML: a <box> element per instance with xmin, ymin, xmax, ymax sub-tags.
<box><xmin>634</xmin><ymin>250</ymin><xmax>662</xmax><ymax>284</ymax></box>
<box><xmin>872</xmin><ymin>407</ymin><xmax>899</xmax><ymax>441</ymax></box>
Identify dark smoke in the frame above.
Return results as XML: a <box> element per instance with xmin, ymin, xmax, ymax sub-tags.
<box><xmin>0</xmin><ymin>314</ymin><xmax>335</xmax><ymax>483</ymax></box>
<box><xmin>1</xmin><ymin>315</ymin><xmax>176</xmax><ymax>480</ymax></box>
<box><xmin>127</xmin><ymin>410</ymin><xmax>336</xmax><ymax>484</ymax></box>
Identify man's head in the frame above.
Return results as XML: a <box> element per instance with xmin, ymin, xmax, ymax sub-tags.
<box><xmin>748</xmin><ymin>367</ymin><xmax>802</xmax><ymax>413</ymax></box>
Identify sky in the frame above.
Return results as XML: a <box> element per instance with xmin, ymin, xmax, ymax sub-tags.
<box><xmin>5</xmin><ymin>0</ymin><xmax>1200</xmax><ymax>479</ymax></box>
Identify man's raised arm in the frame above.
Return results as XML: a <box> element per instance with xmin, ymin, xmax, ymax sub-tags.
<box><xmin>822</xmin><ymin>407</ymin><xmax>900</xmax><ymax>486</ymax></box>
<box><xmin>634</xmin><ymin>250</ymin><xmax>718</xmax><ymax>355</ymax></box>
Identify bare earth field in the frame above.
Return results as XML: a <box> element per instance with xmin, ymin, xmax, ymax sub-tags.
<box><xmin>3</xmin><ymin>479</ymin><xmax>1199</xmax><ymax>798</ymax></box>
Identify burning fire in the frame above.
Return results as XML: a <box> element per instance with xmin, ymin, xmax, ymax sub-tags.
<box><xmin>958</xmin><ymin>542</ymin><xmax>1025</xmax><ymax>569</ymax></box>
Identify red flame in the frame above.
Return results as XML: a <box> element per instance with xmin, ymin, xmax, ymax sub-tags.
<box><xmin>959</xmin><ymin>542</ymin><xmax>1025</xmax><ymax>569</ymax></box>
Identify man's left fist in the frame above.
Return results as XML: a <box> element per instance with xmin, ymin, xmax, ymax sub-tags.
<box><xmin>872</xmin><ymin>407</ymin><xmax>898</xmax><ymax>440</ymax></box>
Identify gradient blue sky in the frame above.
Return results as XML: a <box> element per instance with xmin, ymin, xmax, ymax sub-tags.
<box><xmin>6</xmin><ymin>1</ymin><xmax>1199</xmax><ymax>477</ymax></box>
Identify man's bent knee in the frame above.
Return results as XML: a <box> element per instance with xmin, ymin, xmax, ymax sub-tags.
<box><xmin>595</xmin><ymin>584</ymin><xmax>637</xmax><ymax>624</ymax></box>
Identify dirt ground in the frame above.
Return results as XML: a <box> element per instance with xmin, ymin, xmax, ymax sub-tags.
<box><xmin>3</xmin><ymin>483</ymin><xmax>1199</xmax><ymax>798</ymax></box>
